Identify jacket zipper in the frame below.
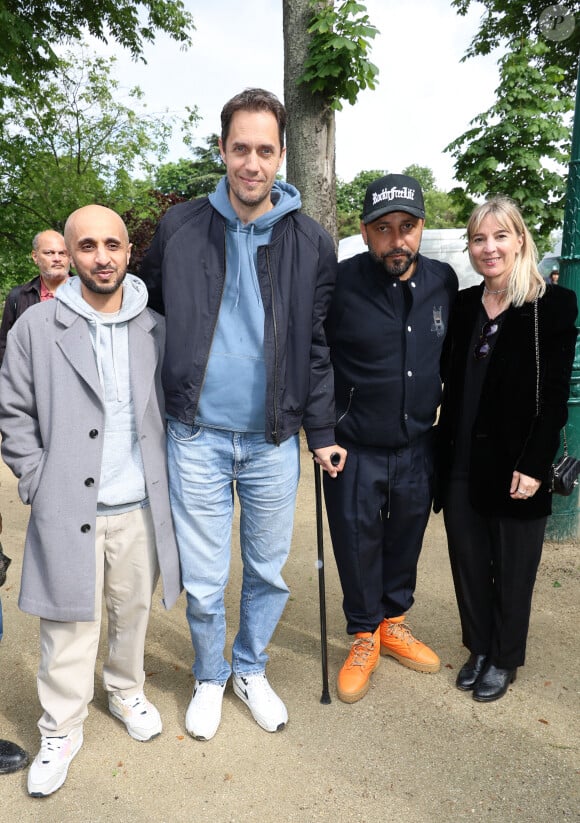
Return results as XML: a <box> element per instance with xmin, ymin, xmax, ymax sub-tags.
<box><xmin>265</xmin><ymin>247</ymin><xmax>280</xmax><ymax>444</ymax></box>
<box><xmin>336</xmin><ymin>386</ymin><xmax>355</xmax><ymax>425</ymax></box>
<box><xmin>197</xmin><ymin>227</ymin><xmax>228</xmax><ymax>410</ymax></box>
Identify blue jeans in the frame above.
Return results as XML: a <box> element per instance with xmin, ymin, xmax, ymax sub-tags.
<box><xmin>167</xmin><ymin>422</ymin><xmax>300</xmax><ymax>683</ymax></box>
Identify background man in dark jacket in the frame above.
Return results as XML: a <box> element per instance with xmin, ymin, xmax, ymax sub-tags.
<box><xmin>140</xmin><ymin>88</ymin><xmax>345</xmax><ymax>742</ymax></box>
<box><xmin>324</xmin><ymin>174</ymin><xmax>458</xmax><ymax>703</ymax></box>
<box><xmin>0</xmin><ymin>230</ymin><xmax>70</xmax><ymax>364</ymax></box>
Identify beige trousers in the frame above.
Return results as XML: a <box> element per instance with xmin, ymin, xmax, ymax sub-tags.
<box><xmin>37</xmin><ymin>507</ymin><xmax>159</xmax><ymax>736</ymax></box>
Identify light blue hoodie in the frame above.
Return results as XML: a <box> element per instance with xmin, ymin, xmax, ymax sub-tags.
<box><xmin>56</xmin><ymin>274</ymin><xmax>149</xmax><ymax>513</ymax></box>
<box><xmin>196</xmin><ymin>177</ymin><xmax>301</xmax><ymax>432</ymax></box>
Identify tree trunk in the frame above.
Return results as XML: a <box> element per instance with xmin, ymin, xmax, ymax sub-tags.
<box><xmin>282</xmin><ymin>0</ymin><xmax>337</xmax><ymax>244</ymax></box>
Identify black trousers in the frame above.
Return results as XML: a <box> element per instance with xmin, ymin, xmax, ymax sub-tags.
<box><xmin>443</xmin><ymin>479</ymin><xmax>546</xmax><ymax>669</ymax></box>
<box><xmin>323</xmin><ymin>435</ymin><xmax>433</xmax><ymax>635</ymax></box>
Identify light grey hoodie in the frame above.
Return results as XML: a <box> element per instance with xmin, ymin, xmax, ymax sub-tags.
<box><xmin>56</xmin><ymin>274</ymin><xmax>149</xmax><ymax>513</ymax></box>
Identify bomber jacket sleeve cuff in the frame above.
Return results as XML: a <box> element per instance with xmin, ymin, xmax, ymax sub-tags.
<box><xmin>304</xmin><ymin>427</ymin><xmax>337</xmax><ymax>452</ymax></box>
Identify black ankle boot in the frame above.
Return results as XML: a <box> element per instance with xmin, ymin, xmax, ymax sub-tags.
<box><xmin>456</xmin><ymin>653</ymin><xmax>487</xmax><ymax>691</ymax></box>
<box><xmin>473</xmin><ymin>664</ymin><xmax>517</xmax><ymax>702</ymax></box>
<box><xmin>0</xmin><ymin>739</ymin><xmax>29</xmax><ymax>774</ymax></box>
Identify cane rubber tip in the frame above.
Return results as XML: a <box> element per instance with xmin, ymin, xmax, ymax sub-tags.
<box><xmin>320</xmin><ymin>693</ymin><xmax>331</xmax><ymax>705</ymax></box>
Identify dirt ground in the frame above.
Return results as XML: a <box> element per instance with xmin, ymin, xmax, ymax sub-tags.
<box><xmin>0</xmin><ymin>440</ymin><xmax>578</xmax><ymax>823</ymax></box>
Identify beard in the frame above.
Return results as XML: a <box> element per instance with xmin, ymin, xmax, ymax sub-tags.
<box><xmin>369</xmin><ymin>247</ymin><xmax>418</xmax><ymax>278</ymax></box>
<box><xmin>78</xmin><ymin>267</ymin><xmax>127</xmax><ymax>295</ymax></box>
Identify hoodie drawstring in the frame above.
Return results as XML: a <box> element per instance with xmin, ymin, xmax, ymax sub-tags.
<box><xmin>233</xmin><ymin>221</ymin><xmax>261</xmax><ymax>308</ymax></box>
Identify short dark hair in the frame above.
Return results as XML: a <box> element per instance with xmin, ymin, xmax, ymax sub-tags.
<box><xmin>220</xmin><ymin>88</ymin><xmax>286</xmax><ymax>150</ymax></box>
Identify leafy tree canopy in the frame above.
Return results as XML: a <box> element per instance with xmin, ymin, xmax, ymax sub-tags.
<box><xmin>403</xmin><ymin>164</ymin><xmax>436</xmax><ymax>192</ymax></box>
<box><xmin>0</xmin><ymin>47</ymin><xmax>177</xmax><ymax>293</ymax></box>
<box><xmin>452</xmin><ymin>0</ymin><xmax>579</xmax><ymax>95</ymax></box>
<box><xmin>336</xmin><ymin>168</ymin><xmax>386</xmax><ymax>215</ymax></box>
<box><xmin>0</xmin><ymin>0</ymin><xmax>194</xmax><ymax>93</ymax></box>
<box><xmin>298</xmin><ymin>0</ymin><xmax>379</xmax><ymax>110</ymax></box>
<box><xmin>446</xmin><ymin>38</ymin><xmax>573</xmax><ymax>253</ymax></box>
<box><xmin>155</xmin><ymin>134</ymin><xmax>224</xmax><ymax>199</ymax></box>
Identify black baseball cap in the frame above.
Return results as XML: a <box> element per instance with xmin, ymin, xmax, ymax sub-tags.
<box><xmin>361</xmin><ymin>174</ymin><xmax>425</xmax><ymax>224</ymax></box>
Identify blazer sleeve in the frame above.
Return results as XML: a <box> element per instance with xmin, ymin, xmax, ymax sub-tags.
<box><xmin>516</xmin><ymin>287</ymin><xmax>578</xmax><ymax>480</ymax></box>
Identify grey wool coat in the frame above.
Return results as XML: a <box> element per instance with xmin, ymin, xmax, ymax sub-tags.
<box><xmin>0</xmin><ymin>298</ymin><xmax>182</xmax><ymax>621</ymax></box>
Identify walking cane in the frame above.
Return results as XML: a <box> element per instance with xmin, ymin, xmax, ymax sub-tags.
<box><xmin>313</xmin><ymin>451</ymin><xmax>340</xmax><ymax>705</ymax></box>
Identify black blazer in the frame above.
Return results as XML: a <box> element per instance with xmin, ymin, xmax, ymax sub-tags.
<box><xmin>434</xmin><ymin>283</ymin><xmax>578</xmax><ymax>519</ymax></box>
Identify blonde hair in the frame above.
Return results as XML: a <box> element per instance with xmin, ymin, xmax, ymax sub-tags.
<box><xmin>466</xmin><ymin>196</ymin><xmax>546</xmax><ymax>307</ymax></box>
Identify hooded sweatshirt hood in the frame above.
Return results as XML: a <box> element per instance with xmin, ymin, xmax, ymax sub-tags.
<box><xmin>197</xmin><ymin>177</ymin><xmax>301</xmax><ymax>432</ymax></box>
<box><xmin>56</xmin><ymin>273</ymin><xmax>149</xmax><ymax>511</ymax></box>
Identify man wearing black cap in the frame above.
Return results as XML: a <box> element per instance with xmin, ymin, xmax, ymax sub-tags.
<box><xmin>324</xmin><ymin>174</ymin><xmax>458</xmax><ymax>702</ymax></box>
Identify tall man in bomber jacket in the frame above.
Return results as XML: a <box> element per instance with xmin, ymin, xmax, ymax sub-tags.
<box><xmin>140</xmin><ymin>88</ymin><xmax>346</xmax><ymax>741</ymax></box>
<box><xmin>324</xmin><ymin>174</ymin><xmax>458</xmax><ymax>703</ymax></box>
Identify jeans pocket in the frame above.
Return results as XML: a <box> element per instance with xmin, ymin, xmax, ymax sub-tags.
<box><xmin>167</xmin><ymin>419</ymin><xmax>204</xmax><ymax>443</ymax></box>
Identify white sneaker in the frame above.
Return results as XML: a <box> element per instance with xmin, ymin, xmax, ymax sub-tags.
<box><xmin>108</xmin><ymin>692</ymin><xmax>162</xmax><ymax>742</ymax></box>
<box><xmin>232</xmin><ymin>673</ymin><xmax>288</xmax><ymax>733</ymax></box>
<box><xmin>185</xmin><ymin>680</ymin><xmax>227</xmax><ymax>741</ymax></box>
<box><xmin>28</xmin><ymin>727</ymin><xmax>83</xmax><ymax>797</ymax></box>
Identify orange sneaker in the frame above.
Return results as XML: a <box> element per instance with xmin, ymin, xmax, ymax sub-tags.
<box><xmin>337</xmin><ymin>629</ymin><xmax>380</xmax><ymax>704</ymax></box>
<box><xmin>379</xmin><ymin>616</ymin><xmax>440</xmax><ymax>673</ymax></box>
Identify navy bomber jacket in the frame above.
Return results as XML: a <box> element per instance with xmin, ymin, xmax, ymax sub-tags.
<box><xmin>326</xmin><ymin>252</ymin><xmax>458</xmax><ymax>449</ymax></box>
<box><xmin>139</xmin><ymin>197</ymin><xmax>338</xmax><ymax>450</ymax></box>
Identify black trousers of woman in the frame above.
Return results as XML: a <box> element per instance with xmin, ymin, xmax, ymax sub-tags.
<box><xmin>444</xmin><ymin>478</ymin><xmax>546</xmax><ymax>670</ymax></box>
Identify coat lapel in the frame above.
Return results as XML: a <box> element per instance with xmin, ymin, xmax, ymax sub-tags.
<box><xmin>55</xmin><ymin>307</ymin><xmax>103</xmax><ymax>402</ymax></box>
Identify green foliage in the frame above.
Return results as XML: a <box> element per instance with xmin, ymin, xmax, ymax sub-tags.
<box><xmin>445</xmin><ymin>39</ymin><xmax>573</xmax><ymax>253</ymax></box>
<box><xmin>155</xmin><ymin>134</ymin><xmax>223</xmax><ymax>199</ymax></box>
<box><xmin>336</xmin><ymin>169</ymin><xmax>386</xmax><ymax>214</ymax></box>
<box><xmin>423</xmin><ymin>190</ymin><xmax>463</xmax><ymax>229</ymax></box>
<box><xmin>402</xmin><ymin>164</ymin><xmax>437</xmax><ymax>192</ymax></box>
<box><xmin>0</xmin><ymin>47</ymin><xmax>175</xmax><ymax>295</ymax></box>
<box><xmin>451</xmin><ymin>0</ymin><xmax>579</xmax><ymax>96</ymax></box>
<box><xmin>0</xmin><ymin>0</ymin><xmax>194</xmax><ymax>97</ymax></box>
<box><xmin>337</xmin><ymin>211</ymin><xmax>361</xmax><ymax>239</ymax></box>
<box><xmin>298</xmin><ymin>0</ymin><xmax>380</xmax><ymax>110</ymax></box>
<box><xmin>122</xmin><ymin>189</ymin><xmax>187</xmax><ymax>275</ymax></box>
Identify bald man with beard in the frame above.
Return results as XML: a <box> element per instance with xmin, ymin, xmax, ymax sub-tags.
<box><xmin>0</xmin><ymin>206</ymin><xmax>181</xmax><ymax>798</ymax></box>
<box><xmin>0</xmin><ymin>230</ymin><xmax>70</xmax><ymax>364</ymax></box>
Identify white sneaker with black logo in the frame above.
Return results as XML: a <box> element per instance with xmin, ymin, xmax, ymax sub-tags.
<box><xmin>233</xmin><ymin>673</ymin><xmax>288</xmax><ymax>732</ymax></box>
<box><xmin>185</xmin><ymin>680</ymin><xmax>227</xmax><ymax>741</ymax></box>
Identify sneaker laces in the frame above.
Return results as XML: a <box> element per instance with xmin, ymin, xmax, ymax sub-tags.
<box><xmin>118</xmin><ymin>693</ymin><xmax>149</xmax><ymax>715</ymax></box>
<box><xmin>386</xmin><ymin>621</ymin><xmax>417</xmax><ymax>645</ymax></box>
<box><xmin>38</xmin><ymin>736</ymin><xmax>66</xmax><ymax>763</ymax></box>
<box><xmin>241</xmin><ymin>674</ymin><xmax>276</xmax><ymax>704</ymax></box>
<box><xmin>348</xmin><ymin>636</ymin><xmax>376</xmax><ymax>668</ymax></box>
<box><xmin>195</xmin><ymin>681</ymin><xmax>225</xmax><ymax>704</ymax></box>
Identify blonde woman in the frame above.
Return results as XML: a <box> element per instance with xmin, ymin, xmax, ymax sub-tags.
<box><xmin>435</xmin><ymin>197</ymin><xmax>577</xmax><ymax>702</ymax></box>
